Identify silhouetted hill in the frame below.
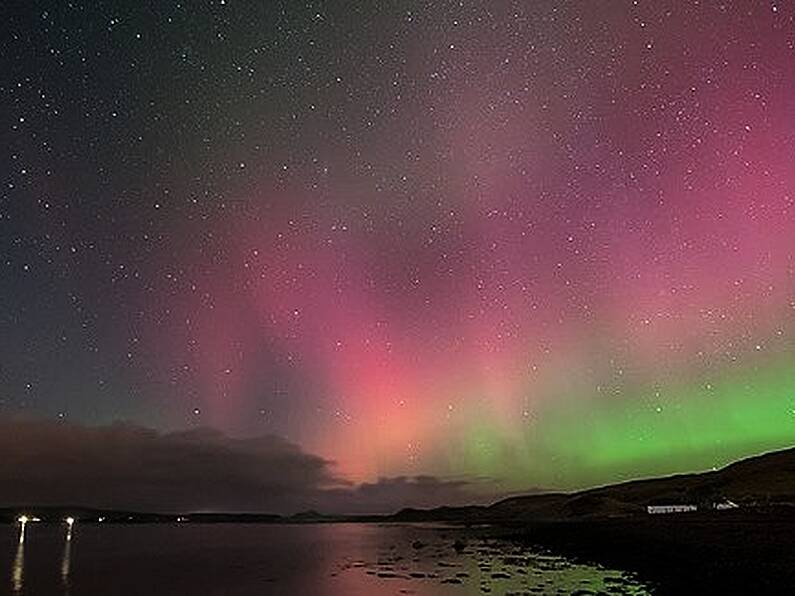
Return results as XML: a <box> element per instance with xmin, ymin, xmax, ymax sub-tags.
<box><xmin>485</xmin><ymin>445</ymin><xmax>795</xmax><ymax>520</ymax></box>
<box><xmin>391</xmin><ymin>505</ymin><xmax>487</xmax><ymax>522</ymax></box>
<box><xmin>386</xmin><ymin>445</ymin><xmax>795</xmax><ymax>523</ymax></box>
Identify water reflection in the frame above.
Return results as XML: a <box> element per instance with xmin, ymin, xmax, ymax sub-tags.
<box><xmin>61</xmin><ymin>521</ymin><xmax>73</xmax><ymax>594</ymax></box>
<box><xmin>334</xmin><ymin>529</ymin><xmax>651</xmax><ymax>594</ymax></box>
<box><xmin>11</xmin><ymin>519</ymin><xmax>25</xmax><ymax>594</ymax></box>
<box><xmin>3</xmin><ymin>522</ymin><xmax>651</xmax><ymax>595</ymax></box>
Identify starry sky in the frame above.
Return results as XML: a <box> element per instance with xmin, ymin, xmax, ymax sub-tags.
<box><xmin>2</xmin><ymin>1</ymin><xmax>795</xmax><ymax>499</ymax></box>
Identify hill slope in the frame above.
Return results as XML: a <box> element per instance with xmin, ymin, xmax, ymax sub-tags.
<box><xmin>484</xmin><ymin>445</ymin><xmax>795</xmax><ymax>520</ymax></box>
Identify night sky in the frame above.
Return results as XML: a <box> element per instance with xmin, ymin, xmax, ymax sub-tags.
<box><xmin>2</xmin><ymin>1</ymin><xmax>795</xmax><ymax>507</ymax></box>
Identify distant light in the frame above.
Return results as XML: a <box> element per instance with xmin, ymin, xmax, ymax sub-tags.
<box><xmin>65</xmin><ymin>517</ymin><xmax>75</xmax><ymax>526</ymax></box>
<box><xmin>17</xmin><ymin>515</ymin><xmax>29</xmax><ymax>524</ymax></box>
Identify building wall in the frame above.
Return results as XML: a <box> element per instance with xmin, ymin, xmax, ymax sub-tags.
<box><xmin>646</xmin><ymin>504</ymin><xmax>697</xmax><ymax>514</ymax></box>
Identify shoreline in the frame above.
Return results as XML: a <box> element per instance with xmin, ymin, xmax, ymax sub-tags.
<box><xmin>500</xmin><ymin>508</ymin><xmax>795</xmax><ymax>595</ymax></box>
<box><xmin>5</xmin><ymin>510</ymin><xmax>794</xmax><ymax>593</ymax></box>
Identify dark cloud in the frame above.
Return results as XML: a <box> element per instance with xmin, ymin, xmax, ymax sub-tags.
<box><xmin>0</xmin><ymin>419</ymin><xmax>489</xmax><ymax>514</ymax></box>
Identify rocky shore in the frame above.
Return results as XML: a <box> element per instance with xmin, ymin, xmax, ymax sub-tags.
<box><xmin>508</xmin><ymin>507</ymin><xmax>795</xmax><ymax>594</ymax></box>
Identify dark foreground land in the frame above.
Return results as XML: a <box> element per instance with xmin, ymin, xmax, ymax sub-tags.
<box><xmin>398</xmin><ymin>445</ymin><xmax>795</xmax><ymax>594</ymax></box>
<box><xmin>505</xmin><ymin>508</ymin><xmax>795</xmax><ymax>595</ymax></box>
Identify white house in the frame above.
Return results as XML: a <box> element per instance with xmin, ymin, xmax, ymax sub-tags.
<box><xmin>646</xmin><ymin>504</ymin><xmax>697</xmax><ymax>514</ymax></box>
<box><xmin>714</xmin><ymin>499</ymin><xmax>739</xmax><ymax>510</ymax></box>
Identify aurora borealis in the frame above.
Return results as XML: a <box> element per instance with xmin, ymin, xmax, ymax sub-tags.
<box><xmin>2</xmin><ymin>0</ymin><xmax>795</xmax><ymax>502</ymax></box>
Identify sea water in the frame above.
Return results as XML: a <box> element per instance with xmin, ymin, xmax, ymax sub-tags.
<box><xmin>1</xmin><ymin>522</ymin><xmax>651</xmax><ymax>595</ymax></box>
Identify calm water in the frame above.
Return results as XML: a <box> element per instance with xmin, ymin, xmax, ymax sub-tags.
<box><xmin>1</xmin><ymin>522</ymin><xmax>651</xmax><ymax>595</ymax></box>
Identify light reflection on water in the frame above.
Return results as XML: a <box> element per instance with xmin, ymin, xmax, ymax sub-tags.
<box><xmin>11</xmin><ymin>523</ymin><xmax>24</xmax><ymax>594</ymax></box>
<box><xmin>2</xmin><ymin>522</ymin><xmax>651</xmax><ymax>595</ymax></box>
<box><xmin>61</xmin><ymin>526</ymin><xmax>72</xmax><ymax>595</ymax></box>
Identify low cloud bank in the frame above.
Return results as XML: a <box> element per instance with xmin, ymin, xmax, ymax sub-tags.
<box><xmin>0</xmin><ymin>419</ymin><xmax>491</xmax><ymax>514</ymax></box>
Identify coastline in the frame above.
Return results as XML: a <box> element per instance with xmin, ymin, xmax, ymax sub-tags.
<box><xmin>501</xmin><ymin>508</ymin><xmax>795</xmax><ymax>595</ymax></box>
<box><xmin>5</xmin><ymin>507</ymin><xmax>795</xmax><ymax>593</ymax></box>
